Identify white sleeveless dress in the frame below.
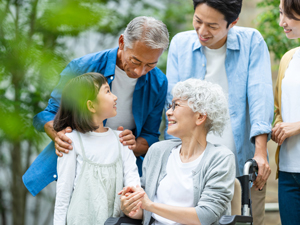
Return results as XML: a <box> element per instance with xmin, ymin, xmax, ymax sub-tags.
<box><xmin>66</xmin><ymin>131</ymin><xmax>123</xmax><ymax>224</ymax></box>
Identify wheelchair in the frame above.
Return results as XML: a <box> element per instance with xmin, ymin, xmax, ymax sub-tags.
<box><xmin>105</xmin><ymin>159</ymin><xmax>258</xmax><ymax>225</ymax></box>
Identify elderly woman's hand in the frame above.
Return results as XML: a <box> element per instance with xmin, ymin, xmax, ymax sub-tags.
<box><xmin>119</xmin><ymin>186</ymin><xmax>145</xmax><ymax>218</ymax></box>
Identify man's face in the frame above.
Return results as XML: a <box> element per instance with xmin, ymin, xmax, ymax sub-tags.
<box><xmin>193</xmin><ymin>3</ymin><xmax>237</xmax><ymax>49</ymax></box>
<box><xmin>118</xmin><ymin>35</ymin><xmax>163</xmax><ymax>79</ymax></box>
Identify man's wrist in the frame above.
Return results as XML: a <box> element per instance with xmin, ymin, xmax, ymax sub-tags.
<box><xmin>44</xmin><ymin>120</ymin><xmax>56</xmax><ymax>141</ymax></box>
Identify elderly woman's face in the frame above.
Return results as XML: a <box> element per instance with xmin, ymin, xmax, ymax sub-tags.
<box><xmin>166</xmin><ymin>98</ymin><xmax>198</xmax><ymax>138</ymax></box>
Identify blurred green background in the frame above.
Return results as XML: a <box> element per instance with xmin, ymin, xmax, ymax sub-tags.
<box><xmin>0</xmin><ymin>0</ymin><xmax>298</xmax><ymax>224</ymax></box>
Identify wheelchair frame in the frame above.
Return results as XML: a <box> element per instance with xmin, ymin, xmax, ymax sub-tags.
<box><xmin>105</xmin><ymin>159</ymin><xmax>258</xmax><ymax>225</ymax></box>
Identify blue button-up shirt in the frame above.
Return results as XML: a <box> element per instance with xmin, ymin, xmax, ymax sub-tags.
<box><xmin>23</xmin><ymin>47</ymin><xmax>167</xmax><ymax>196</ymax></box>
<box><xmin>164</xmin><ymin>27</ymin><xmax>274</xmax><ymax>176</ymax></box>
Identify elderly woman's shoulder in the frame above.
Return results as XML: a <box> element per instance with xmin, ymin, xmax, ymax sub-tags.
<box><xmin>148</xmin><ymin>139</ymin><xmax>182</xmax><ymax>155</ymax></box>
<box><xmin>207</xmin><ymin>142</ymin><xmax>234</xmax><ymax>158</ymax></box>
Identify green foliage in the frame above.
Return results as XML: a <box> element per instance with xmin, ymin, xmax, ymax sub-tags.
<box><xmin>0</xmin><ymin>0</ymin><xmax>195</xmax><ymax>224</ymax></box>
<box><xmin>157</xmin><ymin>0</ymin><xmax>194</xmax><ymax>73</ymax></box>
<box><xmin>256</xmin><ymin>0</ymin><xmax>299</xmax><ymax>62</ymax></box>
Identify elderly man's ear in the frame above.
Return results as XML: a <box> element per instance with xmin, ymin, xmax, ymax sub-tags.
<box><xmin>195</xmin><ymin>113</ymin><xmax>207</xmax><ymax>126</ymax></box>
<box><xmin>118</xmin><ymin>34</ymin><xmax>125</xmax><ymax>50</ymax></box>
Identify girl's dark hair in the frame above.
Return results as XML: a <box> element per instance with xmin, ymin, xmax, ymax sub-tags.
<box><xmin>53</xmin><ymin>72</ymin><xmax>107</xmax><ymax>133</ymax></box>
<box><xmin>193</xmin><ymin>0</ymin><xmax>242</xmax><ymax>28</ymax></box>
<box><xmin>284</xmin><ymin>0</ymin><xmax>300</xmax><ymax>21</ymax></box>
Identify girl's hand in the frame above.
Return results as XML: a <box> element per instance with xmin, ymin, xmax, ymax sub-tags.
<box><xmin>272</xmin><ymin>122</ymin><xmax>300</xmax><ymax>145</ymax></box>
<box><xmin>119</xmin><ymin>186</ymin><xmax>144</xmax><ymax>217</ymax></box>
<box><xmin>117</xmin><ymin>126</ymin><xmax>136</xmax><ymax>150</ymax></box>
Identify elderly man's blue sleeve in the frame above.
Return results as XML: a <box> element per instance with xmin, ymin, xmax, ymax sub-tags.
<box><xmin>247</xmin><ymin>34</ymin><xmax>274</xmax><ymax>144</ymax></box>
<box><xmin>139</xmin><ymin>78</ymin><xmax>168</xmax><ymax>147</ymax></box>
<box><xmin>33</xmin><ymin>62</ymin><xmax>79</xmax><ymax>132</ymax></box>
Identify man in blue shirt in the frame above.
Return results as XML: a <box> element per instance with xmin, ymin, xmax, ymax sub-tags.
<box><xmin>165</xmin><ymin>0</ymin><xmax>273</xmax><ymax>224</ymax></box>
<box><xmin>23</xmin><ymin>16</ymin><xmax>169</xmax><ymax>196</ymax></box>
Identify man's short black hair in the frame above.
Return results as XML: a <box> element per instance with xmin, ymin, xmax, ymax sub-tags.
<box><xmin>193</xmin><ymin>0</ymin><xmax>242</xmax><ymax>28</ymax></box>
<box><xmin>284</xmin><ymin>0</ymin><xmax>300</xmax><ymax>21</ymax></box>
<box><xmin>53</xmin><ymin>72</ymin><xmax>107</xmax><ymax>133</ymax></box>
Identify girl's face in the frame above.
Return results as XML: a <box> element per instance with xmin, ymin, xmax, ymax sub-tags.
<box><xmin>92</xmin><ymin>82</ymin><xmax>117</xmax><ymax>121</ymax></box>
<box><xmin>279</xmin><ymin>0</ymin><xmax>300</xmax><ymax>39</ymax></box>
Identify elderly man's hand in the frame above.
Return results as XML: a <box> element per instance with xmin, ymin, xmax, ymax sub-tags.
<box><xmin>54</xmin><ymin>127</ymin><xmax>73</xmax><ymax>157</ymax></box>
<box><xmin>117</xmin><ymin>126</ymin><xmax>136</xmax><ymax>150</ymax></box>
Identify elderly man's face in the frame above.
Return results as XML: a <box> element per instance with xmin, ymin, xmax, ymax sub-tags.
<box><xmin>117</xmin><ymin>35</ymin><xmax>163</xmax><ymax>79</ymax></box>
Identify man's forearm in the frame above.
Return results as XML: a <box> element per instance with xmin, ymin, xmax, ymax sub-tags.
<box><xmin>254</xmin><ymin>134</ymin><xmax>268</xmax><ymax>157</ymax></box>
<box><xmin>44</xmin><ymin>120</ymin><xmax>56</xmax><ymax>141</ymax></box>
<box><xmin>133</xmin><ymin>137</ymin><xmax>149</xmax><ymax>157</ymax></box>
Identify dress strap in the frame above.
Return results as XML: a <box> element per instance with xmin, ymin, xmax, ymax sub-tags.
<box><xmin>76</xmin><ymin>131</ymin><xmax>87</xmax><ymax>160</ymax></box>
<box><xmin>111</xmin><ymin>130</ymin><xmax>122</xmax><ymax>159</ymax></box>
<box><xmin>77</xmin><ymin>130</ymin><xmax>122</xmax><ymax>162</ymax></box>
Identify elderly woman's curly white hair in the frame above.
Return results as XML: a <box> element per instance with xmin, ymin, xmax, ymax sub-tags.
<box><xmin>172</xmin><ymin>79</ymin><xmax>229</xmax><ymax>136</ymax></box>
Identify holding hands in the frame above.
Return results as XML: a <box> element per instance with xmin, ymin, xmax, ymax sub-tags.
<box><xmin>272</xmin><ymin>122</ymin><xmax>300</xmax><ymax>146</ymax></box>
<box><xmin>119</xmin><ymin>186</ymin><xmax>151</xmax><ymax>219</ymax></box>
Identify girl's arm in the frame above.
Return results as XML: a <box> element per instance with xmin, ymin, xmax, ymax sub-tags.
<box><xmin>53</xmin><ymin>140</ymin><xmax>77</xmax><ymax>225</ymax></box>
<box><xmin>122</xmin><ymin>145</ymin><xmax>141</xmax><ymax>187</ymax></box>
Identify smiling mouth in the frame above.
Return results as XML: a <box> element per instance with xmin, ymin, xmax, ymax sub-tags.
<box><xmin>199</xmin><ymin>36</ymin><xmax>211</xmax><ymax>41</ymax></box>
<box><xmin>168</xmin><ymin>121</ymin><xmax>177</xmax><ymax>124</ymax></box>
<box><xmin>284</xmin><ymin>28</ymin><xmax>292</xmax><ymax>33</ymax></box>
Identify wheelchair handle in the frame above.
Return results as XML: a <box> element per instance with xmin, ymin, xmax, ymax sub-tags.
<box><xmin>243</xmin><ymin>159</ymin><xmax>258</xmax><ymax>182</ymax></box>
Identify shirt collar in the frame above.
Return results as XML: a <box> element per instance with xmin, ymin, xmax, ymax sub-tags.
<box><xmin>104</xmin><ymin>47</ymin><xmax>119</xmax><ymax>77</ymax></box>
<box><xmin>192</xmin><ymin>27</ymin><xmax>240</xmax><ymax>51</ymax></box>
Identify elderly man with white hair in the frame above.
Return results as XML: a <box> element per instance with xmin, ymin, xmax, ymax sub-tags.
<box><xmin>120</xmin><ymin>79</ymin><xmax>236</xmax><ymax>225</ymax></box>
<box><xmin>23</xmin><ymin>16</ymin><xmax>169</xmax><ymax>196</ymax></box>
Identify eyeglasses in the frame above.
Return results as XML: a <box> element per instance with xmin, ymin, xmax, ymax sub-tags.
<box><xmin>168</xmin><ymin>100</ymin><xmax>188</xmax><ymax>111</ymax></box>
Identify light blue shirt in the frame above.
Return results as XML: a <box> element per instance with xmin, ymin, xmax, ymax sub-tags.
<box><xmin>165</xmin><ymin>26</ymin><xmax>274</xmax><ymax>176</ymax></box>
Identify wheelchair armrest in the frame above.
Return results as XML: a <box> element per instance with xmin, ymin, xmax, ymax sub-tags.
<box><xmin>219</xmin><ymin>215</ymin><xmax>253</xmax><ymax>225</ymax></box>
<box><xmin>104</xmin><ymin>216</ymin><xmax>142</xmax><ymax>225</ymax></box>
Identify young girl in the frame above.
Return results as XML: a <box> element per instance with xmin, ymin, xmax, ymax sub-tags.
<box><xmin>53</xmin><ymin>72</ymin><xmax>140</xmax><ymax>225</ymax></box>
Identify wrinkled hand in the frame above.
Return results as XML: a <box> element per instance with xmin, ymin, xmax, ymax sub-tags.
<box><xmin>272</xmin><ymin>122</ymin><xmax>300</xmax><ymax>145</ymax></box>
<box><xmin>117</xmin><ymin>126</ymin><xmax>136</xmax><ymax>150</ymax></box>
<box><xmin>119</xmin><ymin>186</ymin><xmax>144</xmax><ymax>217</ymax></box>
<box><xmin>253</xmin><ymin>154</ymin><xmax>271</xmax><ymax>190</ymax></box>
<box><xmin>55</xmin><ymin>127</ymin><xmax>73</xmax><ymax>157</ymax></box>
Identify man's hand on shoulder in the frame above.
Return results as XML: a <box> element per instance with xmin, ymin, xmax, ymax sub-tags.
<box><xmin>55</xmin><ymin>127</ymin><xmax>73</xmax><ymax>157</ymax></box>
<box><xmin>116</xmin><ymin>126</ymin><xmax>149</xmax><ymax>156</ymax></box>
<box><xmin>44</xmin><ymin>121</ymin><xmax>73</xmax><ymax>157</ymax></box>
<box><xmin>117</xmin><ymin>126</ymin><xmax>136</xmax><ymax>150</ymax></box>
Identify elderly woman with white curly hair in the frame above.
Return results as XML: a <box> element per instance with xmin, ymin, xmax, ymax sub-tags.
<box><xmin>119</xmin><ymin>79</ymin><xmax>236</xmax><ymax>225</ymax></box>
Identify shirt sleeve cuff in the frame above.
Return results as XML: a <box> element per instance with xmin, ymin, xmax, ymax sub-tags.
<box><xmin>33</xmin><ymin>111</ymin><xmax>56</xmax><ymax>132</ymax></box>
<box><xmin>195</xmin><ymin>206</ymin><xmax>217</xmax><ymax>225</ymax></box>
<box><xmin>139</xmin><ymin>133</ymin><xmax>159</xmax><ymax>147</ymax></box>
<box><xmin>250</xmin><ymin>122</ymin><xmax>272</xmax><ymax>144</ymax></box>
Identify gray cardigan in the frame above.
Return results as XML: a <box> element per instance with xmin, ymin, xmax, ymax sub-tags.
<box><xmin>141</xmin><ymin>140</ymin><xmax>236</xmax><ymax>225</ymax></box>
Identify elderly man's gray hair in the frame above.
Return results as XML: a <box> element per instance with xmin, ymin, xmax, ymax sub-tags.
<box><xmin>172</xmin><ymin>79</ymin><xmax>229</xmax><ymax>136</ymax></box>
<box><xmin>123</xmin><ymin>16</ymin><xmax>169</xmax><ymax>51</ymax></box>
